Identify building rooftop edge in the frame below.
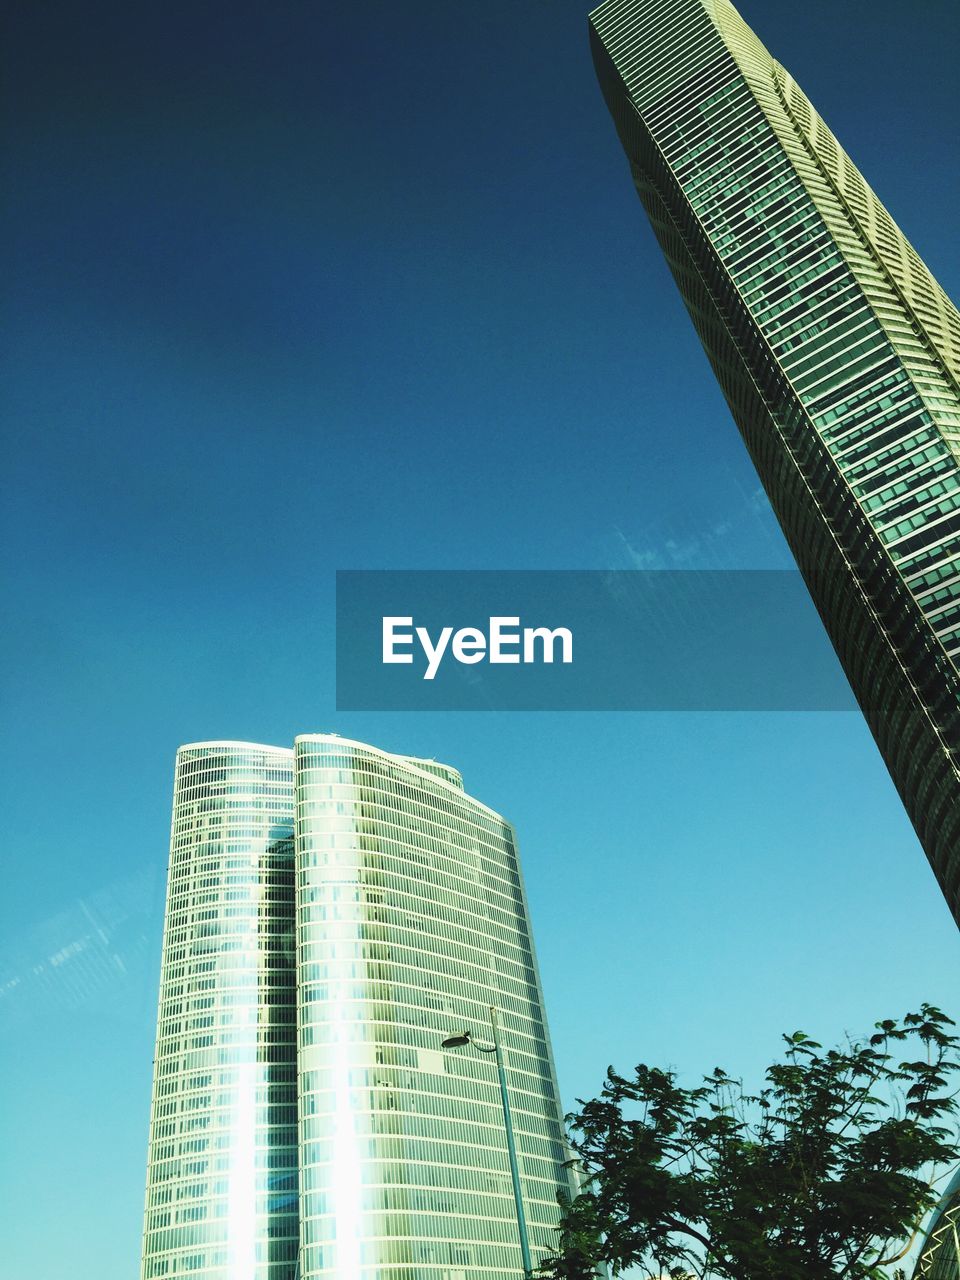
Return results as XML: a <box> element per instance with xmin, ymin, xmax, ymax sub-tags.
<box><xmin>294</xmin><ymin>733</ymin><xmax>505</xmax><ymax>822</ymax></box>
<box><xmin>172</xmin><ymin>737</ymin><xmax>506</xmax><ymax>824</ymax></box>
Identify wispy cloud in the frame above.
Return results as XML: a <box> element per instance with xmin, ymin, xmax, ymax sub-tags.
<box><xmin>612</xmin><ymin>483</ymin><xmax>784</xmax><ymax>571</ymax></box>
<box><xmin>0</xmin><ymin>868</ymin><xmax>163</xmax><ymax>1028</ymax></box>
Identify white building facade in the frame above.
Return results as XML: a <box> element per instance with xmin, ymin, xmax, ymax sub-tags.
<box><xmin>141</xmin><ymin>735</ymin><xmax>571</xmax><ymax>1280</ymax></box>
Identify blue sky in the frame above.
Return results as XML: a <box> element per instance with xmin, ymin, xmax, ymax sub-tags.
<box><xmin>2</xmin><ymin>1</ymin><xmax>959</xmax><ymax>1275</ymax></box>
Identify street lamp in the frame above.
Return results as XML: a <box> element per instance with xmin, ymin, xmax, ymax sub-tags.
<box><xmin>441</xmin><ymin>1006</ymin><xmax>534</xmax><ymax>1280</ymax></box>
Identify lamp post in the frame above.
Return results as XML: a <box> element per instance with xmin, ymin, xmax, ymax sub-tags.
<box><xmin>441</xmin><ymin>1006</ymin><xmax>534</xmax><ymax>1280</ymax></box>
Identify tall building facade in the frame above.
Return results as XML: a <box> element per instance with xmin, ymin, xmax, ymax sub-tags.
<box><xmin>142</xmin><ymin>736</ymin><xmax>571</xmax><ymax>1280</ymax></box>
<box><xmin>141</xmin><ymin>742</ymin><xmax>299</xmax><ymax>1280</ymax></box>
<box><xmin>913</xmin><ymin>1169</ymin><xmax>960</xmax><ymax>1278</ymax></box>
<box><xmin>590</xmin><ymin>0</ymin><xmax>960</xmax><ymax>927</ymax></box>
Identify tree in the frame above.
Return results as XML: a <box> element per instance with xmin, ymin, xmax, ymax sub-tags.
<box><xmin>540</xmin><ymin>1005</ymin><xmax>959</xmax><ymax>1280</ymax></box>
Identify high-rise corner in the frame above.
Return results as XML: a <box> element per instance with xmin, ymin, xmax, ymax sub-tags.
<box><xmin>140</xmin><ymin>736</ymin><xmax>572</xmax><ymax>1280</ymax></box>
<box><xmin>141</xmin><ymin>743</ymin><xmax>299</xmax><ymax>1278</ymax></box>
<box><xmin>590</xmin><ymin>0</ymin><xmax>960</xmax><ymax>925</ymax></box>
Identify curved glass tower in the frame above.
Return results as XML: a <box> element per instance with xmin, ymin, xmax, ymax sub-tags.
<box><xmin>141</xmin><ymin>743</ymin><xmax>299</xmax><ymax>1280</ymax></box>
<box><xmin>914</xmin><ymin>1170</ymin><xmax>960</xmax><ymax>1278</ymax></box>
<box><xmin>143</xmin><ymin>736</ymin><xmax>571</xmax><ymax>1280</ymax></box>
<box><xmin>590</xmin><ymin>0</ymin><xmax>960</xmax><ymax>926</ymax></box>
<box><xmin>295</xmin><ymin>734</ymin><xmax>570</xmax><ymax>1280</ymax></box>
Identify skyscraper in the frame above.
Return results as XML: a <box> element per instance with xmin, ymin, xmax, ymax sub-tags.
<box><xmin>141</xmin><ymin>743</ymin><xmax>299</xmax><ymax>1279</ymax></box>
<box><xmin>913</xmin><ymin>1168</ymin><xmax>960</xmax><ymax>1278</ymax></box>
<box><xmin>141</xmin><ymin>735</ymin><xmax>572</xmax><ymax>1280</ymax></box>
<box><xmin>590</xmin><ymin>0</ymin><xmax>960</xmax><ymax>926</ymax></box>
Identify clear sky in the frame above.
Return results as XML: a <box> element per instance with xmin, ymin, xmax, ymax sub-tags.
<box><xmin>2</xmin><ymin>1</ymin><xmax>959</xmax><ymax>1276</ymax></box>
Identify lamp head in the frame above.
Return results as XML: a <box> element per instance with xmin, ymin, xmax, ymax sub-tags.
<box><xmin>441</xmin><ymin>1032</ymin><xmax>472</xmax><ymax>1049</ymax></box>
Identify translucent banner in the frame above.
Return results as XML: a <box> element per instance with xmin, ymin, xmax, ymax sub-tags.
<box><xmin>335</xmin><ymin>570</ymin><xmax>855</xmax><ymax>711</ymax></box>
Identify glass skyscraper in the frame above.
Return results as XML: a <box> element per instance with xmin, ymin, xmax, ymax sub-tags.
<box><xmin>141</xmin><ymin>743</ymin><xmax>299</xmax><ymax>1279</ymax></box>
<box><xmin>913</xmin><ymin>1169</ymin><xmax>960</xmax><ymax>1279</ymax></box>
<box><xmin>141</xmin><ymin>735</ymin><xmax>571</xmax><ymax>1280</ymax></box>
<box><xmin>590</xmin><ymin>0</ymin><xmax>960</xmax><ymax>926</ymax></box>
